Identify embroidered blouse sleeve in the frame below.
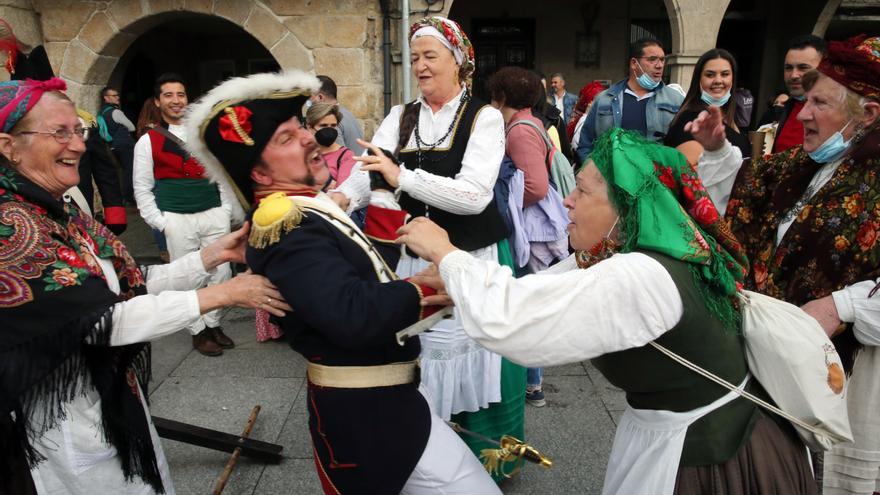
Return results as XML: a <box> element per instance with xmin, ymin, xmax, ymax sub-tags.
<box><xmin>833</xmin><ymin>280</ymin><xmax>880</xmax><ymax>346</ymax></box>
<box><xmin>104</xmin><ymin>252</ymin><xmax>213</xmax><ymax>346</ymax></box>
<box><xmin>397</xmin><ymin>106</ymin><xmax>505</xmax><ymax>215</ymax></box>
<box><xmin>438</xmin><ymin>250</ymin><xmax>683</xmax><ymax>366</ymax></box>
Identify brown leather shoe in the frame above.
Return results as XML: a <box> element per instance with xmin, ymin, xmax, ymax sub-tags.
<box><xmin>193</xmin><ymin>330</ymin><xmax>223</xmax><ymax>356</ymax></box>
<box><xmin>209</xmin><ymin>326</ymin><xmax>235</xmax><ymax>349</ymax></box>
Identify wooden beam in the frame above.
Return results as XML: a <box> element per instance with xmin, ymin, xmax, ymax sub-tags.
<box><xmin>152</xmin><ymin>416</ymin><xmax>283</xmax><ymax>464</ymax></box>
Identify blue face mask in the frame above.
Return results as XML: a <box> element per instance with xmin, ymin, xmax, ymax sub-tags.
<box><xmin>700</xmin><ymin>90</ymin><xmax>731</xmax><ymax>107</ymax></box>
<box><xmin>808</xmin><ymin>120</ymin><xmax>854</xmax><ymax>164</ymax></box>
<box><xmin>635</xmin><ymin>61</ymin><xmax>660</xmax><ymax>91</ymax></box>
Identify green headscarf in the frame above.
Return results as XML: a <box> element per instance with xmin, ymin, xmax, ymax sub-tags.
<box><xmin>588</xmin><ymin>128</ymin><xmax>749</xmax><ymax>331</ymax></box>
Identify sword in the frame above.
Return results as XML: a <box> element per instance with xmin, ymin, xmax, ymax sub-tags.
<box><xmin>446</xmin><ymin>421</ymin><xmax>553</xmax><ymax>476</ymax></box>
<box><xmin>395</xmin><ymin>307</ymin><xmax>454</xmax><ymax>345</ymax></box>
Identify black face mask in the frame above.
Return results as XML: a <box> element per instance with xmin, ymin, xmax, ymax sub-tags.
<box><xmin>314</xmin><ymin>127</ymin><xmax>338</xmax><ymax>147</ymax></box>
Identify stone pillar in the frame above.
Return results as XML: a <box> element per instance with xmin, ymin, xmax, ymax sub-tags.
<box><xmin>663</xmin><ymin>0</ymin><xmax>731</xmax><ymax>86</ymax></box>
<box><xmin>0</xmin><ymin>2</ymin><xmax>43</xmax><ymax>82</ymax></box>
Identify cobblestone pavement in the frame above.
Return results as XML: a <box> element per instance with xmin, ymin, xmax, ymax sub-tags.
<box><xmin>119</xmin><ymin>206</ymin><xmax>625</xmax><ymax>494</ymax></box>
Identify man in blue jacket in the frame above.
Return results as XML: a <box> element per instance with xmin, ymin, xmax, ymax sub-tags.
<box><xmin>549</xmin><ymin>73</ymin><xmax>577</xmax><ymax>123</ymax></box>
<box><xmin>576</xmin><ymin>38</ymin><xmax>684</xmax><ymax>164</ymax></box>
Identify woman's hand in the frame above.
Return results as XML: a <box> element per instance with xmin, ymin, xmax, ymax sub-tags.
<box><xmin>409</xmin><ymin>264</ymin><xmax>453</xmax><ymax>306</ymax></box>
<box><xmin>684</xmin><ymin>105</ymin><xmax>727</xmax><ymax>152</ymax></box>
<box><xmin>396</xmin><ymin>217</ymin><xmax>457</xmax><ymax>265</ymax></box>
<box><xmin>355</xmin><ymin>139</ymin><xmax>401</xmax><ymax>189</ymax></box>
<box><xmin>198</xmin><ymin>273</ymin><xmax>292</xmax><ymax>317</ymax></box>
<box><xmin>200</xmin><ymin>222</ymin><xmax>250</xmax><ymax>270</ymax></box>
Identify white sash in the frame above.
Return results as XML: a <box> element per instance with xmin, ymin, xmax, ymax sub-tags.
<box><xmin>287</xmin><ymin>193</ymin><xmax>397</xmax><ymax>283</ymax></box>
<box><xmin>602</xmin><ymin>375</ymin><xmax>750</xmax><ymax>495</ymax></box>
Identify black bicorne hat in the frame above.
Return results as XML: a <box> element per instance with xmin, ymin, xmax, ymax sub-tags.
<box><xmin>185</xmin><ymin>70</ymin><xmax>320</xmax><ymax>208</ymax></box>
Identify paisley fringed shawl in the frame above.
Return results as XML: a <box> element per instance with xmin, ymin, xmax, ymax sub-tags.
<box><xmin>0</xmin><ymin>166</ymin><xmax>164</xmax><ymax>493</ymax></box>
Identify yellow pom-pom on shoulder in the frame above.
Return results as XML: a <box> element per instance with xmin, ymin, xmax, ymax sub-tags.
<box><xmin>249</xmin><ymin>192</ymin><xmax>303</xmax><ymax>249</ymax></box>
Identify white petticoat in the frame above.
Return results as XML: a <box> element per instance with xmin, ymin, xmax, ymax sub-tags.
<box><xmin>397</xmin><ymin>244</ymin><xmax>502</xmax><ymax>420</ymax></box>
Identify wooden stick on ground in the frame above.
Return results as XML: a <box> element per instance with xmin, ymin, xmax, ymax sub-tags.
<box><xmin>213</xmin><ymin>405</ymin><xmax>262</xmax><ymax>495</ymax></box>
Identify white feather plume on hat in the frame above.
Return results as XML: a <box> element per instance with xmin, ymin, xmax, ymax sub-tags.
<box><xmin>184</xmin><ymin>70</ymin><xmax>321</xmax><ymax>219</ymax></box>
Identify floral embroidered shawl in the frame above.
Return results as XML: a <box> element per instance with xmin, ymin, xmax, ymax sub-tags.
<box><xmin>589</xmin><ymin>129</ymin><xmax>749</xmax><ymax>330</ymax></box>
<box><xmin>725</xmin><ymin>125</ymin><xmax>880</xmax><ymax>371</ymax></box>
<box><xmin>0</xmin><ymin>166</ymin><xmax>164</xmax><ymax>492</ymax></box>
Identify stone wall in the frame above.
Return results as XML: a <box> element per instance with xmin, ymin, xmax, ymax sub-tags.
<box><xmin>0</xmin><ymin>0</ymin><xmax>389</xmax><ymax>136</ymax></box>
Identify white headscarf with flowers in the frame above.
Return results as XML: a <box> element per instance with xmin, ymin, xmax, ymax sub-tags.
<box><xmin>409</xmin><ymin>16</ymin><xmax>475</xmax><ymax>89</ymax></box>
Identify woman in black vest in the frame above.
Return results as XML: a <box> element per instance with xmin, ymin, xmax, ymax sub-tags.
<box><xmin>399</xmin><ymin>129</ymin><xmax>816</xmax><ymax>494</ymax></box>
<box><xmin>333</xmin><ymin>16</ymin><xmax>525</xmax><ymax>478</ymax></box>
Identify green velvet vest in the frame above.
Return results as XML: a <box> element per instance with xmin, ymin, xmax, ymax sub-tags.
<box><xmin>592</xmin><ymin>252</ymin><xmax>760</xmax><ymax>466</ymax></box>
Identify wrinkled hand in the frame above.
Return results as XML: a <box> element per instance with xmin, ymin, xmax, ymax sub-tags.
<box><xmin>683</xmin><ymin>106</ymin><xmax>726</xmax><ymax>152</ymax></box>
<box><xmin>409</xmin><ymin>264</ymin><xmax>453</xmax><ymax>307</ymax></box>
<box><xmin>201</xmin><ymin>222</ymin><xmax>250</xmax><ymax>269</ymax></box>
<box><xmin>222</xmin><ymin>273</ymin><xmax>292</xmax><ymax>317</ymax></box>
<box><xmin>396</xmin><ymin>217</ymin><xmax>457</xmax><ymax>265</ymax></box>
<box><xmin>801</xmin><ymin>295</ymin><xmax>844</xmax><ymax>338</ymax></box>
<box><xmin>356</xmin><ymin>139</ymin><xmax>401</xmax><ymax>189</ymax></box>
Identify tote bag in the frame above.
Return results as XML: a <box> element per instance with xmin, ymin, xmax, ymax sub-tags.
<box><xmin>651</xmin><ymin>289</ymin><xmax>852</xmax><ymax>451</ymax></box>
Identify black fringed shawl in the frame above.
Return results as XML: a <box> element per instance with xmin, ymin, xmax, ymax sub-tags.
<box><xmin>0</xmin><ymin>166</ymin><xmax>164</xmax><ymax>493</ymax></box>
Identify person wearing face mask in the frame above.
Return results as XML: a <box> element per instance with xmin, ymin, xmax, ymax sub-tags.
<box><xmin>575</xmin><ymin>38</ymin><xmax>684</xmax><ymax>165</ymax></box>
<box><xmin>689</xmin><ymin>35</ymin><xmax>880</xmax><ymax>494</ymax></box>
<box><xmin>305</xmin><ymin>102</ymin><xmax>356</xmax><ymax>185</ymax></box>
<box><xmin>664</xmin><ymin>49</ymin><xmax>750</xmax><ymax>213</ymax></box>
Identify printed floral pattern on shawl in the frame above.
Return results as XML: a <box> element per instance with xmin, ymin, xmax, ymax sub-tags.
<box><xmin>725</xmin><ymin>127</ymin><xmax>880</xmax><ymax>369</ymax></box>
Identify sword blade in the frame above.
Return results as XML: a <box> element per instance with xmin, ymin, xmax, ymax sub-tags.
<box><xmin>395</xmin><ymin>307</ymin><xmax>453</xmax><ymax>345</ymax></box>
<box><xmin>445</xmin><ymin>421</ymin><xmax>501</xmax><ymax>447</ymax></box>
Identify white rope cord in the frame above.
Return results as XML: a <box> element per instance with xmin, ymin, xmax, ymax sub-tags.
<box><xmin>648</xmin><ymin>341</ymin><xmax>849</xmax><ymax>443</ymax></box>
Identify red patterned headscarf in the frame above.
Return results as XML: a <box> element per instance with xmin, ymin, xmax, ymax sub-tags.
<box><xmin>818</xmin><ymin>34</ymin><xmax>880</xmax><ymax>100</ymax></box>
<box><xmin>0</xmin><ymin>77</ymin><xmax>67</xmax><ymax>133</ymax></box>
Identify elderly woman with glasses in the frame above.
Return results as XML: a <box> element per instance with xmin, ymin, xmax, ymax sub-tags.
<box><xmin>0</xmin><ymin>78</ymin><xmax>291</xmax><ymax>494</ymax></box>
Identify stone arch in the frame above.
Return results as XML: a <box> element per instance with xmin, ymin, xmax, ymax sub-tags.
<box><xmin>38</xmin><ymin>0</ymin><xmax>311</xmax><ymax>112</ymax></box>
<box><xmin>663</xmin><ymin>0</ymin><xmax>731</xmax><ymax>85</ymax></box>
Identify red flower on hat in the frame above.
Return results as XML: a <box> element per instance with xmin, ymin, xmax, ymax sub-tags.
<box><xmin>218</xmin><ymin>105</ymin><xmax>254</xmax><ymax>145</ymax></box>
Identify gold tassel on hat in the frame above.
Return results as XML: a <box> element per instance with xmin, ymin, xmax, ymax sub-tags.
<box><xmin>249</xmin><ymin>192</ymin><xmax>303</xmax><ymax>249</ymax></box>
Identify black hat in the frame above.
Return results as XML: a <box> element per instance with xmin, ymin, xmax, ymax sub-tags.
<box><xmin>185</xmin><ymin>70</ymin><xmax>320</xmax><ymax>207</ymax></box>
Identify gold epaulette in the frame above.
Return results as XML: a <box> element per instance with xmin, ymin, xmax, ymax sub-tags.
<box><xmin>248</xmin><ymin>192</ymin><xmax>303</xmax><ymax>249</ymax></box>
<box><xmin>76</xmin><ymin>108</ymin><xmax>97</xmax><ymax>127</ymax></box>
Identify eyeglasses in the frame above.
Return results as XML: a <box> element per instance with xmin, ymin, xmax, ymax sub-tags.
<box><xmin>105</xmin><ymin>93</ymin><xmax>120</xmax><ymax>97</ymax></box>
<box><xmin>640</xmin><ymin>56</ymin><xmax>666</xmax><ymax>64</ymax></box>
<box><xmin>17</xmin><ymin>128</ymin><xmax>88</xmax><ymax>143</ymax></box>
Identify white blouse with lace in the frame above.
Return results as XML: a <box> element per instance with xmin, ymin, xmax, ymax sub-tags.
<box><xmin>337</xmin><ymin>86</ymin><xmax>508</xmax><ymax>419</ymax></box>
